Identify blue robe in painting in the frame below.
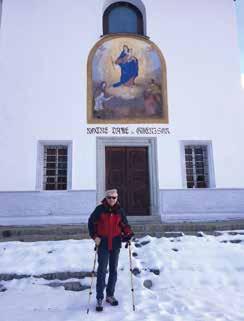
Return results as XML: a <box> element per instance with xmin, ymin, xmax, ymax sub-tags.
<box><xmin>113</xmin><ymin>50</ymin><xmax>139</xmax><ymax>88</ymax></box>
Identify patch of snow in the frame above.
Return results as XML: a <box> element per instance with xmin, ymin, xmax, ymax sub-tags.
<box><xmin>0</xmin><ymin>232</ymin><xmax>244</xmax><ymax>320</ymax></box>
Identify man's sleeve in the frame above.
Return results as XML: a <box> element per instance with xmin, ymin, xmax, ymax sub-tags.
<box><xmin>88</xmin><ymin>206</ymin><xmax>101</xmax><ymax>240</ymax></box>
<box><xmin>120</xmin><ymin>208</ymin><xmax>134</xmax><ymax>236</ymax></box>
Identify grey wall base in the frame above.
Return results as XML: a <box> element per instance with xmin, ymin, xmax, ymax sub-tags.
<box><xmin>0</xmin><ymin>190</ymin><xmax>96</xmax><ymax>226</ymax></box>
<box><xmin>160</xmin><ymin>189</ymin><xmax>244</xmax><ymax>222</ymax></box>
<box><xmin>0</xmin><ymin>189</ymin><xmax>244</xmax><ymax>226</ymax></box>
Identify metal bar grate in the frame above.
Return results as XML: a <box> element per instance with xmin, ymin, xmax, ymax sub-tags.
<box><xmin>43</xmin><ymin>145</ymin><xmax>68</xmax><ymax>190</ymax></box>
<box><xmin>184</xmin><ymin>145</ymin><xmax>209</xmax><ymax>188</ymax></box>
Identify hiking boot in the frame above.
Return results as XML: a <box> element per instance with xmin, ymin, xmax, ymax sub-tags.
<box><xmin>96</xmin><ymin>299</ymin><xmax>103</xmax><ymax>312</ymax></box>
<box><xmin>106</xmin><ymin>295</ymin><xmax>119</xmax><ymax>306</ymax></box>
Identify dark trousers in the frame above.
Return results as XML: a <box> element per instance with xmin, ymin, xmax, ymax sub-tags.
<box><xmin>96</xmin><ymin>246</ymin><xmax>120</xmax><ymax>300</ymax></box>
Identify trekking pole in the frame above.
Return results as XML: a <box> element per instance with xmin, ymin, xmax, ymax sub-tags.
<box><xmin>125</xmin><ymin>240</ymin><xmax>136</xmax><ymax>311</ymax></box>
<box><xmin>86</xmin><ymin>245</ymin><xmax>98</xmax><ymax>314</ymax></box>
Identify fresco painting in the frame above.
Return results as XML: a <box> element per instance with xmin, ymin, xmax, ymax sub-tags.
<box><xmin>88</xmin><ymin>36</ymin><xmax>168</xmax><ymax>123</ymax></box>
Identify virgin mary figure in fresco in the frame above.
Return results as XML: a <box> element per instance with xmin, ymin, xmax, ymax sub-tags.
<box><xmin>112</xmin><ymin>45</ymin><xmax>139</xmax><ymax>88</ymax></box>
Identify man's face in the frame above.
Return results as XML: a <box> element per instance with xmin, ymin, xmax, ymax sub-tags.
<box><xmin>106</xmin><ymin>192</ymin><xmax>118</xmax><ymax>207</ymax></box>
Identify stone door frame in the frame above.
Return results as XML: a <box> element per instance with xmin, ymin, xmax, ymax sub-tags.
<box><xmin>96</xmin><ymin>137</ymin><xmax>160</xmax><ymax>218</ymax></box>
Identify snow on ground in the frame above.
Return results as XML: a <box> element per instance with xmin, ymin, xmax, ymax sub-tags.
<box><xmin>0</xmin><ymin>232</ymin><xmax>244</xmax><ymax>321</ymax></box>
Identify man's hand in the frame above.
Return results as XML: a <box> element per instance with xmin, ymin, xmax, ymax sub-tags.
<box><xmin>94</xmin><ymin>237</ymin><xmax>101</xmax><ymax>247</ymax></box>
<box><xmin>122</xmin><ymin>233</ymin><xmax>134</xmax><ymax>243</ymax></box>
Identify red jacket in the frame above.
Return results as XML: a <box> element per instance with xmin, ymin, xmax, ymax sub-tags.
<box><xmin>88</xmin><ymin>198</ymin><xmax>134</xmax><ymax>250</ymax></box>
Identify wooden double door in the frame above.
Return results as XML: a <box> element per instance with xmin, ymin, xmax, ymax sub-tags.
<box><xmin>105</xmin><ymin>146</ymin><xmax>150</xmax><ymax>216</ymax></box>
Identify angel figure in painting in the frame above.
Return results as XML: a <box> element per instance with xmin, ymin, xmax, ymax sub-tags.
<box><xmin>143</xmin><ymin>79</ymin><xmax>162</xmax><ymax>116</ymax></box>
<box><xmin>94</xmin><ymin>81</ymin><xmax>113</xmax><ymax>111</ymax></box>
<box><xmin>112</xmin><ymin>45</ymin><xmax>139</xmax><ymax>88</ymax></box>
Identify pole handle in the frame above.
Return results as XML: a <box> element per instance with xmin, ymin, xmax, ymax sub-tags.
<box><xmin>125</xmin><ymin>240</ymin><xmax>131</xmax><ymax>248</ymax></box>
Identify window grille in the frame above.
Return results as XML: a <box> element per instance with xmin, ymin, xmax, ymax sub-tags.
<box><xmin>43</xmin><ymin>145</ymin><xmax>68</xmax><ymax>190</ymax></box>
<box><xmin>184</xmin><ymin>145</ymin><xmax>209</xmax><ymax>188</ymax></box>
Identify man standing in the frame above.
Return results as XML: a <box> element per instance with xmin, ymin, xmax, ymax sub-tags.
<box><xmin>88</xmin><ymin>189</ymin><xmax>134</xmax><ymax>312</ymax></box>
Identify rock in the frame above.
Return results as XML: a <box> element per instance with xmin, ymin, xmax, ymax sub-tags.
<box><xmin>134</xmin><ymin>243</ymin><xmax>142</xmax><ymax>248</ymax></box>
<box><xmin>149</xmin><ymin>268</ymin><xmax>160</xmax><ymax>275</ymax></box>
<box><xmin>230</xmin><ymin>239</ymin><xmax>242</xmax><ymax>244</ymax></box>
<box><xmin>221</xmin><ymin>239</ymin><xmax>243</xmax><ymax>244</ymax></box>
<box><xmin>132</xmin><ymin>252</ymin><xmax>138</xmax><ymax>257</ymax></box>
<box><xmin>172</xmin><ymin>248</ymin><xmax>179</xmax><ymax>252</ymax></box>
<box><xmin>63</xmin><ymin>282</ymin><xmax>89</xmax><ymax>291</ymax></box>
<box><xmin>213</xmin><ymin>231</ymin><xmax>223</xmax><ymax>237</ymax></box>
<box><xmin>140</xmin><ymin>240</ymin><xmax>151</xmax><ymax>246</ymax></box>
<box><xmin>46</xmin><ymin>281</ymin><xmax>89</xmax><ymax>291</ymax></box>
<box><xmin>35</xmin><ymin>271</ymin><xmax>92</xmax><ymax>280</ymax></box>
<box><xmin>0</xmin><ymin>273</ymin><xmax>30</xmax><ymax>281</ymax></box>
<box><xmin>0</xmin><ymin>284</ymin><xmax>7</xmax><ymax>292</ymax></box>
<box><xmin>46</xmin><ymin>282</ymin><xmax>60</xmax><ymax>288</ymax></box>
<box><xmin>228</xmin><ymin>232</ymin><xmax>238</xmax><ymax>236</ymax></box>
<box><xmin>196</xmin><ymin>231</ymin><xmax>205</xmax><ymax>237</ymax></box>
<box><xmin>143</xmin><ymin>279</ymin><xmax>153</xmax><ymax>289</ymax></box>
<box><xmin>132</xmin><ymin>268</ymin><xmax>141</xmax><ymax>276</ymax></box>
<box><xmin>0</xmin><ymin>271</ymin><xmax>95</xmax><ymax>282</ymax></box>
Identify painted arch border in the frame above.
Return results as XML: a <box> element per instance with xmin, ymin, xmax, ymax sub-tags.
<box><xmin>87</xmin><ymin>34</ymin><xmax>169</xmax><ymax>124</ymax></box>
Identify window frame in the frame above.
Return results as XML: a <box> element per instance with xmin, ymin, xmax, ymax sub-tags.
<box><xmin>36</xmin><ymin>140</ymin><xmax>73</xmax><ymax>191</ymax></box>
<box><xmin>103</xmin><ymin>1</ymin><xmax>144</xmax><ymax>36</ymax></box>
<box><xmin>43</xmin><ymin>145</ymin><xmax>68</xmax><ymax>191</ymax></box>
<box><xmin>180</xmin><ymin>140</ymin><xmax>216</xmax><ymax>189</ymax></box>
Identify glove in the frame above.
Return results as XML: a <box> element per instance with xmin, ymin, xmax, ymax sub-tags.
<box><xmin>94</xmin><ymin>237</ymin><xmax>101</xmax><ymax>247</ymax></box>
<box><xmin>122</xmin><ymin>233</ymin><xmax>134</xmax><ymax>243</ymax></box>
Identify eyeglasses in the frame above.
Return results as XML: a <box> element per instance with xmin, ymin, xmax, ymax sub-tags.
<box><xmin>106</xmin><ymin>196</ymin><xmax>117</xmax><ymax>200</ymax></box>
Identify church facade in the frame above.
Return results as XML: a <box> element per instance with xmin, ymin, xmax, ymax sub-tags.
<box><xmin>0</xmin><ymin>0</ymin><xmax>244</xmax><ymax>226</ymax></box>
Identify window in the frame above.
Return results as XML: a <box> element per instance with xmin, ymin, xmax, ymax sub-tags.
<box><xmin>43</xmin><ymin>145</ymin><xmax>68</xmax><ymax>190</ymax></box>
<box><xmin>103</xmin><ymin>2</ymin><xmax>144</xmax><ymax>35</ymax></box>
<box><xmin>184</xmin><ymin>145</ymin><xmax>210</xmax><ymax>188</ymax></box>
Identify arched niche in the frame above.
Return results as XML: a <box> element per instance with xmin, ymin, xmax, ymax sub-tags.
<box><xmin>87</xmin><ymin>34</ymin><xmax>169</xmax><ymax>124</ymax></box>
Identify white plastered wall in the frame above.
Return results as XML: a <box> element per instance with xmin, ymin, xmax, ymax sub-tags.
<box><xmin>0</xmin><ymin>0</ymin><xmax>243</xmax><ymax>192</ymax></box>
